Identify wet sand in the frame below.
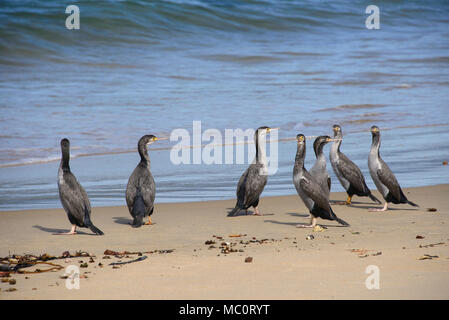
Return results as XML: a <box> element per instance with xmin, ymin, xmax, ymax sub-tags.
<box><xmin>0</xmin><ymin>185</ymin><xmax>448</xmax><ymax>299</ymax></box>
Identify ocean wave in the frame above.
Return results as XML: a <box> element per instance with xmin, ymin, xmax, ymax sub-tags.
<box><xmin>318</xmin><ymin>104</ymin><xmax>386</xmax><ymax>112</ymax></box>
<box><xmin>0</xmin><ymin>0</ymin><xmax>396</xmax><ymax>64</ymax></box>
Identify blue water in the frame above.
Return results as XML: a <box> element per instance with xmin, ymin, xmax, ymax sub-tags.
<box><xmin>0</xmin><ymin>0</ymin><xmax>448</xmax><ymax>210</ymax></box>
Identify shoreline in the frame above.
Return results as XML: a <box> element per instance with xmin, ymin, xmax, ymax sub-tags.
<box><xmin>2</xmin><ymin>122</ymin><xmax>448</xmax><ymax>169</ymax></box>
<box><xmin>1</xmin><ymin>185</ymin><xmax>448</xmax><ymax>299</ymax></box>
<box><xmin>1</xmin><ymin>183</ymin><xmax>449</xmax><ymax>213</ymax></box>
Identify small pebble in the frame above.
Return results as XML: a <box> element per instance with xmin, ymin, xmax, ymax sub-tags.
<box><xmin>9</xmin><ymin>279</ymin><xmax>16</xmax><ymax>285</ymax></box>
<box><xmin>244</xmin><ymin>257</ymin><xmax>253</xmax><ymax>263</ymax></box>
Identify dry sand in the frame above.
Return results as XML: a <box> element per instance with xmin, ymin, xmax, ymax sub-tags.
<box><xmin>1</xmin><ymin>185</ymin><xmax>448</xmax><ymax>300</ymax></box>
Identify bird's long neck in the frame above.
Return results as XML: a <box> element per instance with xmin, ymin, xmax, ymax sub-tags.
<box><xmin>331</xmin><ymin>132</ymin><xmax>342</xmax><ymax>155</ymax></box>
<box><xmin>60</xmin><ymin>147</ymin><xmax>70</xmax><ymax>171</ymax></box>
<box><xmin>294</xmin><ymin>143</ymin><xmax>306</xmax><ymax>170</ymax></box>
<box><xmin>314</xmin><ymin>143</ymin><xmax>326</xmax><ymax>164</ymax></box>
<box><xmin>371</xmin><ymin>133</ymin><xmax>381</xmax><ymax>157</ymax></box>
<box><xmin>138</xmin><ymin>144</ymin><xmax>150</xmax><ymax>167</ymax></box>
<box><xmin>255</xmin><ymin>133</ymin><xmax>267</xmax><ymax>166</ymax></box>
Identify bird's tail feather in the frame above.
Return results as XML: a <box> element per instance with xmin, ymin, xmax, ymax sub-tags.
<box><xmin>335</xmin><ymin>216</ymin><xmax>350</xmax><ymax>227</ymax></box>
<box><xmin>83</xmin><ymin>207</ymin><xmax>104</xmax><ymax>235</ymax></box>
<box><xmin>227</xmin><ymin>205</ymin><xmax>241</xmax><ymax>217</ymax></box>
<box><xmin>329</xmin><ymin>206</ymin><xmax>350</xmax><ymax>227</ymax></box>
<box><xmin>88</xmin><ymin>224</ymin><xmax>104</xmax><ymax>235</ymax></box>
<box><xmin>132</xmin><ymin>188</ymin><xmax>145</xmax><ymax>228</ymax></box>
<box><xmin>407</xmin><ymin>200</ymin><xmax>419</xmax><ymax>207</ymax></box>
<box><xmin>368</xmin><ymin>193</ymin><xmax>382</xmax><ymax>204</ymax></box>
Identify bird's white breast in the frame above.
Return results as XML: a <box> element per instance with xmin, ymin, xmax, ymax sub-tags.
<box><xmin>58</xmin><ymin>167</ymin><xmax>65</xmax><ymax>186</ymax></box>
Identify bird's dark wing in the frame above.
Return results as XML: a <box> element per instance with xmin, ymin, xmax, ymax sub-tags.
<box><xmin>235</xmin><ymin>169</ymin><xmax>249</xmax><ymax>208</ymax></box>
<box><xmin>59</xmin><ymin>171</ymin><xmax>90</xmax><ymax>226</ymax></box>
<box><xmin>126</xmin><ymin>164</ymin><xmax>155</xmax><ymax>216</ymax></box>
<box><xmin>141</xmin><ymin>172</ymin><xmax>155</xmax><ymax>215</ymax></box>
<box><xmin>236</xmin><ymin>164</ymin><xmax>267</xmax><ymax>209</ymax></box>
<box><xmin>337</xmin><ymin>153</ymin><xmax>368</xmax><ymax>193</ymax></box>
<box><xmin>376</xmin><ymin>160</ymin><xmax>401</xmax><ymax>202</ymax></box>
<box><xmin>299</xmin><ymin>172</ymin><xmax>330</xmax><ymax>211</ymax></box>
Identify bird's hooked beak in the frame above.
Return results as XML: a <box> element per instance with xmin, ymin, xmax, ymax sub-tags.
<box><xmin>296</xmin><ymin>136</ymin><xmax>305</xmax><ymax>144</ymax></box>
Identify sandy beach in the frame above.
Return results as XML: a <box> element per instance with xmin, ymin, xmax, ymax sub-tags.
<box><xmin>0</xmin><ymin>184</ymin><xmax>448</xmax><ymax>300</ymax></box>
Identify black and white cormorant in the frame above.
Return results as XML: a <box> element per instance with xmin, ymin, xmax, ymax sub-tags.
<box><xmin>293</xmin><ymin>134</ymin><xmax>349</xmax><ymax>227</ymax></box>
<box><xmin>368</xmin><ymin>126</ymin><xmax>418</xmax><ymax>211</ymax></box>
<box><xmin>57</xmin><ymin>138</ymin><xmax>104</xmax><ymax>235</ymax></box>
<box><xmin>126</xmin><ymin>135</ymin><xmax>158</xmax><ymax>228</ymax></box>
<box><xmin>228</xmin><ymin>126</ymin><xmax>275</xmax><ymax>217</ymax></box>
<box><xmin>329</xmin><ymin>124</ymin><xmax>381</xmax><ymax>205</ymax></box>
<box><xmin>309</xmin><ymin>135</ymin><xmax>334</xmax><ymax>196</ymax></box>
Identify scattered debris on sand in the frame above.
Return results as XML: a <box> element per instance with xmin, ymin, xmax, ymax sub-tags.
<box><xmin>109</xmin><ymin>256</ymin><xmax>147</xmax><ymax>266</ymax></box>
<box><xmin>349</xmin><ymin>249</ymin><xmax>382</xmax><ymax>258</ymax></box>
<box><xmin>418</xmin><ymin>254</ymin><xmax>439</xmax><ymax>260</ymax></box>
<box><xmin>418</xmin><ymin>242</ymin><xmax>445</xmax><ymax>248</ymax></box>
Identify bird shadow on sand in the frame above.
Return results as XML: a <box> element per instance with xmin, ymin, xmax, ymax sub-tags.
<box><xmin>33</xmin><ymin>225</ymin><xmax>92</xmax><ymax>235</ymax></box>
<box><xmin>330</xmin><ymin>200</ymin><xmax>373</xmax><ymax>205</ymax></box>
<box><xmin>113</xmin><ymin>217</ymin><xmax>132</xmax><ymax>225</ymax></box>
<box><xmin>225</xmin><ymin>208</ymin><xmax>274</xmax><ymax>217</ymax></box>
<box><xmin>264</xmin><ymin>215</ymin><xmax>348</xmax><ymax>228</ymax></box>
<box><xmin>348</xmin><ymin>204</ymin><xmax>419</xmax><ymax>211</ymax></box>
<box><xmin>286</xmin><ymin>212</ymin><xmax>309</xmax><ymax>218</ymax></box>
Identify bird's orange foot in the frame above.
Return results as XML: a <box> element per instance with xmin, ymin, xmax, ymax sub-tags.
<box><xmin>369</xmin><ymin>203</ymin><xmax>388</xmax><ymax>212</ymax></box>
<box><xmin>345</xmin><ymin>196</ymin><xmax>352</xmax><ymax>205</ymax></box>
